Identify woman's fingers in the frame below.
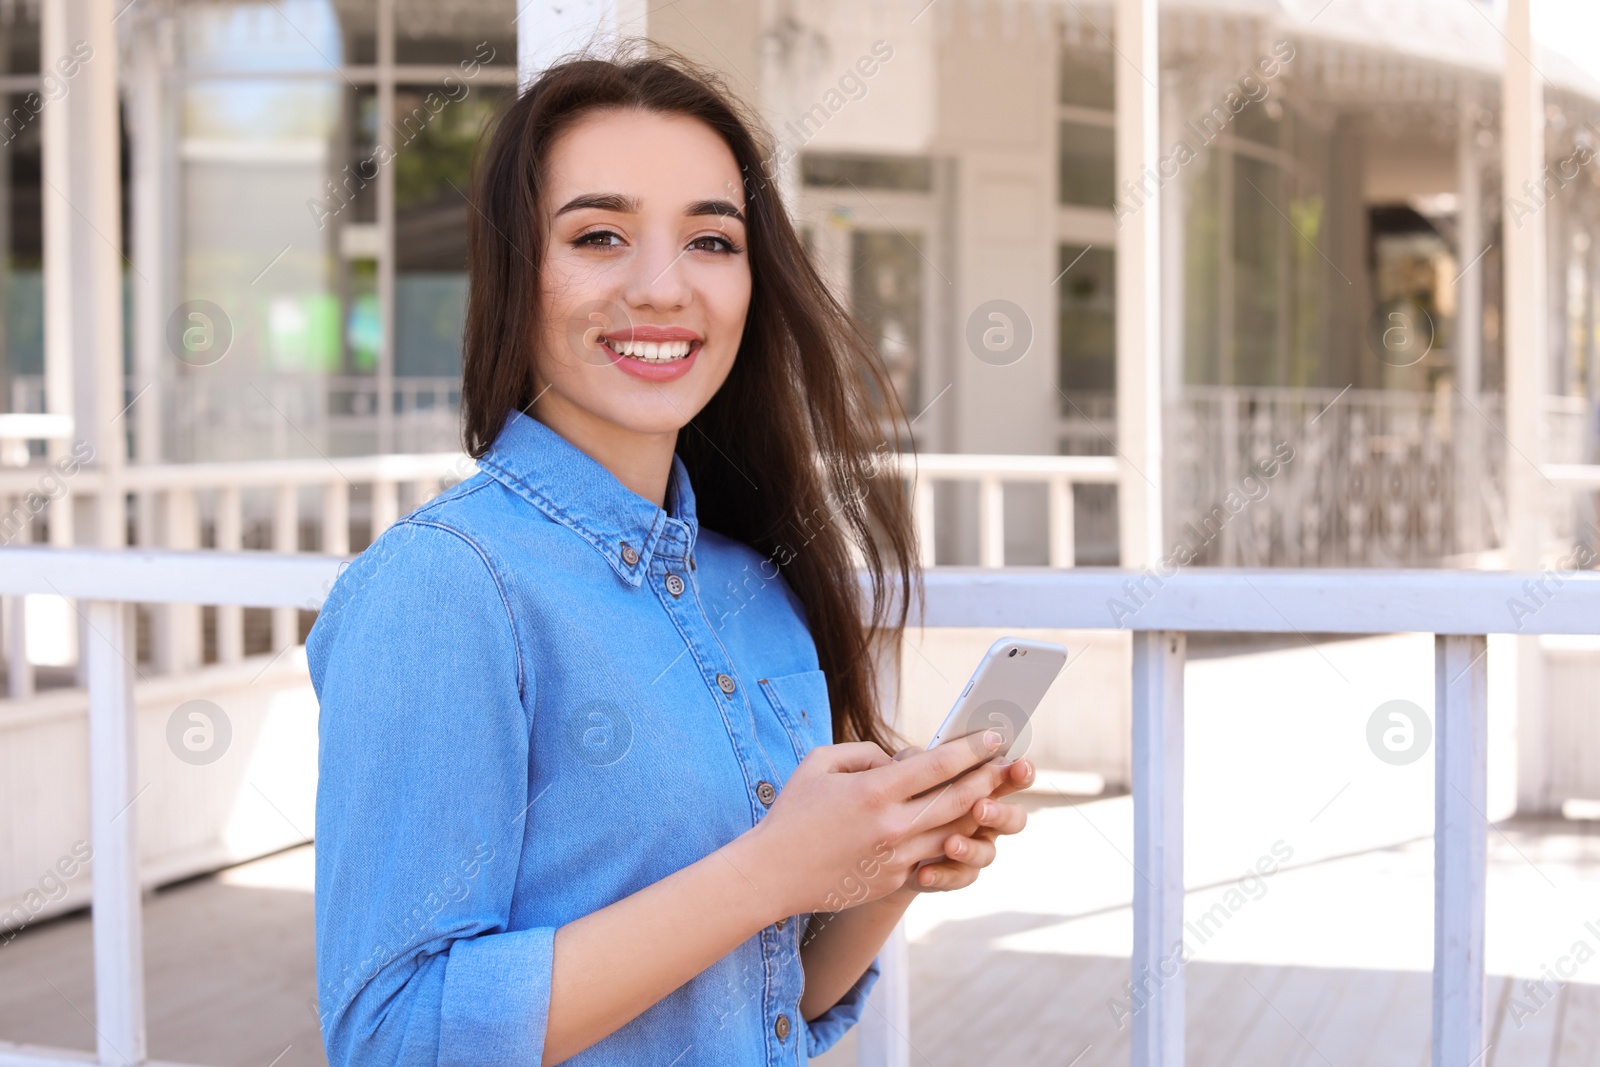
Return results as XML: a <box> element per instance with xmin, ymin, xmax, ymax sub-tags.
<box><xmin>906</xmin><ymin>758</ymin><xmax>1011</xmax><ymax>832</ymax></box>
<box><xmin>889</xmin><ymin>729</ymin><xmax>1005</xmax><ymax>798</ymax></box>
<box><xmin>942</xmin><ymin>832</ymin><xmax>997</xmax><ymax>868</ymax></box>
<box><xmin>982</xmin><ymin>758</ymin><xmax>1036</xmax><ymax>801</ymax></box>
<box><xmin>822</xmin><ymin>740</ymin><xmax>896</xmax><ymax>773</ymax></box>
<box><xmin>973</xmin><ymin>796</ymin><xmax>1028</xmax><ymax>837</ymax></box>
<box><xmin>913</xmin><ymin>858</ymin><xmax>981</xmax><ymax>891</ymax></box>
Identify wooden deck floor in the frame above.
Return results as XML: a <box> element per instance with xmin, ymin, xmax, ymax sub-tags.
<box><xmin>3</xmin><ymin>817</ymin><xmax>1598</xmax><ymax>1067</ymax></box>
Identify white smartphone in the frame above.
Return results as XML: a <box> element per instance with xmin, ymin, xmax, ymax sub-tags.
<box><xmin>924</xmin><ymin>636</ymin><xmax>1069</xmax><ymax>760</ymax></box>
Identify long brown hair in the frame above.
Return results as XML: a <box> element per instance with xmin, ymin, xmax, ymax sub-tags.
<box><xmin>460</xmin><ymin>46</ymin><xmax>920</xmax><ymax>751</ymax></box>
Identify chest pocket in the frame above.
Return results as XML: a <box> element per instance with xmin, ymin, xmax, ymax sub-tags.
<box><xmin>757</xmin><ymin>670</ymin><xmax>834</xmax><ymax>763</ymax></box>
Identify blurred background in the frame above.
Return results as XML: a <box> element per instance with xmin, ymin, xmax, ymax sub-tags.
<box><xmin>1</xmin><ymin>0</ymin><xmax>1599</xmax><ymax>1065</ymax></box>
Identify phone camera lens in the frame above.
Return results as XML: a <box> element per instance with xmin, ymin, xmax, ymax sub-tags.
<box><xmin>1008</xmin><ymin>648</ymin><xmax>1018</xmax><ymax>657</ymax></box>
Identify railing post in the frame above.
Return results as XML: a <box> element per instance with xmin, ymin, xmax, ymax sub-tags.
<box><xmin>323</xmin><ymin>480</ymin><xmax>350</xmax><ymax>556</ymax></box>
<box><xmin>858</xmin><ymin>632</ymin><xmax>910</xmax><ymax>1067</ymax></box>
<box><xmin>86</xmin><ymin>599</ymin><xmax>146</xmax><ymax>1065</ymax></box>
<box><xmin>273</xmin><ymin>483</ymin><xmax>299</xmax><ymax>651</ymax></box>
<box><xmin>855</xmin><ymin>921</ymin><xmax>910</xmax><ymax>1067</ymax></box>
<box><xmin>216</xmin><ymin>486</ymin><xmax>243</xmax><ymax>663</ymax></box>
<box><xmin>978</xmin><ymin>476</ymin><xmax>1004</xmax><ymax>567</ymax></box>
<box><xmin>1433</xmin><ymin>633</ymin><xmax>1488</xmax><ymax>1067</ymax></box>
<box><xmin>1048</xmin><ymin>476</ymin><xmax>1076</xmax><ymax>567</ymax></box>
<box><xmin>158</xmin><ymin>487</ymin><xmax>200</xmax><ymax>673</ymax></box>
<box><xmin>913</xmin><ymin>470</ymin><xmax>936</xmax><ymax>569</ymax></box>
<box><xmin>1131</xmin><ymin>630</ymin><xmax>1185</xmax><ymax>1067</ymax></box>
<box><xmin>373</xmin><ymin>478</ymin><xmax>400</xmax><ymax>537</ymax></box>
<box><xmin>5</xmin><ymin>593</ymin><xmax>32</xmax><ymax>699</ymax></box>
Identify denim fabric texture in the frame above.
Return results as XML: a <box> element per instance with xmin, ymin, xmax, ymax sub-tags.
<box><xmin>307</xmin><ymin>409</ymin><xmax>879</xmax><ymax>1065</ymax></box>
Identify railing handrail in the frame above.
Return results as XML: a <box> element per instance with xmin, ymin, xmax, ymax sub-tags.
<box><xmin>1544</xmin><ymin>462</ymin><xmax>1600</xmax><ymax>487</ymax></box>
<box><xmin>0</xmin><ymin>452</ymin><xmax>472</xmax><ymax>493</ymax></box>
<box><xmin>890</xmin><ymin>452</ymin><xmax>1120</xmax><ymax>480</ymax></box>
<box><xmin>0</xmin><ymin>450</ymin><xmax>1125</xmax><ymax>494</ymax></box>
<box><xmin>5</xmin><ymin>546</ymin><xmax>1598</xmax><ymax>636</ymax></box>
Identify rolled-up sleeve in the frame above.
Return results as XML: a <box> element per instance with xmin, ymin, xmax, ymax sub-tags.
<box><xmin>308</xmin><ymin>519</ymin><xmax>546</xmax><ymax>1066</ymax></box>
<box><xmin>804</xmin><ymin>953</ymin><xmax>882</xmax><ymax>1058</ymax></box>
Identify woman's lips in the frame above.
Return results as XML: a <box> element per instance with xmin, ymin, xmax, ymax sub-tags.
<box><xmin>601</xmin><ymin>334</ymin><xmax>701</xmax><ymax>382</ymax></box>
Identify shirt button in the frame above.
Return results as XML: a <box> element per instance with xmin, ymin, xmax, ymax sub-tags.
<box><xmin>775</xmin><ymin>1013</ymin><xmax>791</xmax><ymax>1041</ymax></box>
<box><xmin>756</xmin><ymin>780</ymin><xmax>777</xmax><ymax>806</ymax></box>
<box><xmin>665</xmin><ymin>573</ymin><xmax>685</xmax><ymax>597</ymax></box>
<box><xmin>620</xmin><ymin>543</ymin><xmax>639</xmax><ymax>566</ymax></box>
<box><xmin>716</xmin><ymin>672</ymin><xmax>736</xmax><ymax>695</ymax></box>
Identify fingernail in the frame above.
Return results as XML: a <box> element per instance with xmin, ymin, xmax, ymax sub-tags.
<box><xmin>976</xmin><ymin>801</ymin><xmax>992</xmax><ymax>821</ymax></box>
<box><xmin>983</xmin><ymin>729</ymin><xmax>1003</xmax><ymax>749</ymax></box>
<box><xmin>921</xmin><ymin>869</ymin><xmax>937</xmax><ymax>887</ymax></box>
<box><xmin>950</xmin><ymin>839</ymin><xmax>965</xmax><ymax>857</ymax></box>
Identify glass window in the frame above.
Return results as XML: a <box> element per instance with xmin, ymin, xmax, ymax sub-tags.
<box><xmin>1234</xmin><ymin>98</ymin><xmax>1280</xmax><ymax>147</ymax></box>
<box><xmin>1058</xmin><ymin>120</ymin><xmax>1114</xmax><ymax>209</ymax></box>
<box><xmin>802</xmin><ymin>153</ymin><xmax>932</xmax><ymax>192</ymax></box>
<box><xmin>1231</xmin><ymin>154</ymin><xmax>1283</xmax><ymax>385</ymax></box>
<box><xmin>850</xmin><ymin>229</ymin><xmax>922</xmax><ymax>435</ymax></box>
<box><xmin>395</xmin><ymin>0</ymin><xmax>515</xmax><ymax>66</ymax></box>
<box><xmin>1059</xmin><ymin>45</ymin><xmax>1113</xmax><ymax>109</ymax></box>
<box><xmin>158</xmin><ymin>0</ymin><xmax>507</xmax><ymax>461</ymax></box>
<box><xmin>0</xmin><ymin>5</ymin><xmax>41</xmax><ymax>416</ymax></box>
<box><xmin>1057</xmin><ymin>243</ymin><xmax>1116</xmax><ymax>398</ymax></box>
<box><xmin>394</xmin><ymin>82</ymin><xmax>509</xmax><ymax>378</ymax></box>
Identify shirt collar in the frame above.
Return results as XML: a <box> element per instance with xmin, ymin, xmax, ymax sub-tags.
<box><xmin>477</xmin><ymin>410</ymin><xmax>700</xmax><ymax>587</ymax></box>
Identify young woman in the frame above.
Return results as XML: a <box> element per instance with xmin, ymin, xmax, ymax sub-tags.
<box><xmin>308</xmin><ymin>49</ymin><xmax>1036</xmax><ymax>1066</ymax></box>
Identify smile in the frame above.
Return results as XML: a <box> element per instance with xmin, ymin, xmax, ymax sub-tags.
<box><xmin>602</xmin><ymin>338</ymin><xmax>696</xmax><ymax>363</ymax></box>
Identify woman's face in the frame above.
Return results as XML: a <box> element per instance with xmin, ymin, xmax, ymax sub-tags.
<box><xmin>534</xmin><ymin>107</ymin><xmax>751</xmax><ymax>439</ymax></box>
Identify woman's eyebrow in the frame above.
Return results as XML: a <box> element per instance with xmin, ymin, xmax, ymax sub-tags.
<box><xmin>687</xmin><ymin>199</ymin><xmax>745</xmax><ymax>223</ymax></box>
<box><xmin>554</xmin><ymin>192</ymin><xmax>641</xmax><ymax>217</ymax></box>
<box><xmin>553</xmin><ymin>194</ymin><xmax>745</xmax><ymax>224</ymax></box>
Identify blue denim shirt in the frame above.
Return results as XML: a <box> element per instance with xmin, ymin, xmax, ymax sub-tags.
<box><xmin>307</xmin><ymin>410</ymin><xmax>879</xmax><ymax>1066</ymax></box>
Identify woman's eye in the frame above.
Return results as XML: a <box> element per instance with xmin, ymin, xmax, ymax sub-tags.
<box><xmin>575</xmin><ymin>230</ymin><xmax>624</xmax><ymax>248</ymax></box>
<box><xmin>689</xmin><ymin>234</ymin><xmax>740</xmax><ymax>254</ymax></box>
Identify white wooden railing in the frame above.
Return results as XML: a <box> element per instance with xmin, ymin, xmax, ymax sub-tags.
<box><xmin>1</xmin><ymin>550</ymin><xmax>1596</xmax><ymax>1067</ymax></box>
<box><xmin>0</xmin><ymin>452</ymin><xmax>1120</xmax><ymax>695</ymax></box>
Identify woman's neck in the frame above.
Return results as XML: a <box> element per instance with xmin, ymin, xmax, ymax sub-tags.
<box><xmin>530</xmin><ymin>394</ymin><xmax>679</xmax><ymax>509</ymax></box>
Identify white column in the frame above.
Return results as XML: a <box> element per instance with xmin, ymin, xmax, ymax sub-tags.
<box><xmin>86</xmin><ymin>600</ymin><xmax>147</xmax><ymax>1066</ymax></box>
<box><xmin>1131</xmin><ymin>630</ymin><xmax>1185</xmax><ymax>1067</ymax></box>
<box><xmin>1457</xmin><ymin>95</ymin><xmax>1484</xmax><ymax>553</ymax></box>
<box><xmin>1433</xmin><ymin>634</ymin><xmax>1488</xmax><ymax>1067</ymax></box>
<box><xmin>1503</xmin><ymin>0</ymin><xmax>1545</xmax><ymax>568</ymax></box>
<box><xmin>127</xmin><ymin>8</ymin><xmax>169</xmax><ymax>469</ymax></box>
<box><xmin>40</xmin><ymin>0</ymin><xmax>73</xmax><ymax>494</ymax></box>
<box><xmin>1114</xmin><ymin>0</ymin><xmax>1163</xmax><ymax>568</ymax></box>
<box><xmin>517</xmin><ymin>0</ymin><xmax>649</xmax><ymax>89</ymax></box>
<box><xmin>1502</xmin><ymin>0</ymin><xmax>1550</xmax><ymax>814</ymax></box>
<box><xmin>44</xmin><ymin>0</ymin><xmax>125</xmax><ymax>549</ymax></box>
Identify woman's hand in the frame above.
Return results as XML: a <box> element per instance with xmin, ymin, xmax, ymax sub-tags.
<box><xmin>900</xmin><ymin>754</ymin><xmax>1033</xmax><ymax>893</ymax></box>
<box><xmin>737</xmin><ymin>729</ymin><xmax>1014</xmax><ymax>920</ymax></box>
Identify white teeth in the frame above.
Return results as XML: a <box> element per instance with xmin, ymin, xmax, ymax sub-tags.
<box><xmin>607</xmin><ymin>339</ymin><xmax>693</xmax><ymax>362</ymax></box>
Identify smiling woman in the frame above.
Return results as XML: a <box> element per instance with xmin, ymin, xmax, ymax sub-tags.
<box><xmin>307</xmin><ymin>45</ymin><xmax>1039</xmax><ymax>1067</ymax></box>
